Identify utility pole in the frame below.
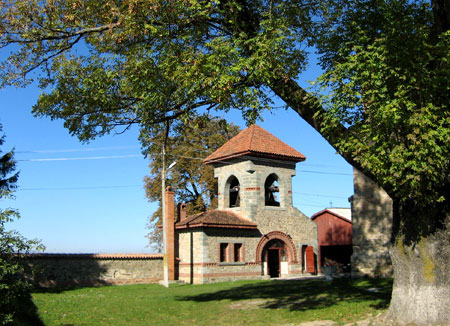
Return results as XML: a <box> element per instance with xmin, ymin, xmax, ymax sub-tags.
<box><xmin>161</xmin><ymin>144</ymin><xmax>169</xmax><ymax>288</ymax></box>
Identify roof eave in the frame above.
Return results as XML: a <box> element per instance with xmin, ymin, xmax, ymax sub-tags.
<box><xmin>204</xmin><ymin>150</ymin><xmax>306</xmax><ymax>165</ymax></box>
<box><xmin>175</xmin><ymin>223</ymin><xmax>258</xmax><ymax>230</ymax></box>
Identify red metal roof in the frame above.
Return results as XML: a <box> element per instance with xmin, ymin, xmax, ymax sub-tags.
<box><xmin>175</xmin><ymin>210</ymin><xmax>258</xmax><ymax>229</ymax></box>
<box><xmin>311</xmin><ymin>208</ymin><xmax>352</xmax><ymax>224</ymax></box>
<box><xmin>204</xmin><ymin>125</ymin><xmax>306</xmax><ymax>164</ymax></box>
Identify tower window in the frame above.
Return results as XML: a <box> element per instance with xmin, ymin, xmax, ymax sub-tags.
<box><xmin>265</xmin><ymin>174</ymin><xmax>280</xmax><ymax>206</ymax></box>
<box><xmin>228</xmin><ymin>176</ymin><xmax>240</xmax><ymax>208</ymax></box>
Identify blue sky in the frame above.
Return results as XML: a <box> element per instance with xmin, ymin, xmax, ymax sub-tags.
<box><xmin>1</xmin><ymin>76</ymin><xmax>353</xmax><ymax>254</ymax></box>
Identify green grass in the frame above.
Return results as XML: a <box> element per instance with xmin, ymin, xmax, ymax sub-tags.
<box><xmin>30</xmin><ymin>278</ymin><xmax>392</xmax><ymax>326</ymax></box>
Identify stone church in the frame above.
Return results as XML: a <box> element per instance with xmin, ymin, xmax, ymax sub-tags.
<box><xmin>164</xmin><ymin>125</ymin><xmax>318</xmax><ymax>284</ymax></box>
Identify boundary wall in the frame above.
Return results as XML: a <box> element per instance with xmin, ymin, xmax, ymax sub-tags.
<box><xmin>21</xmin><ymin>253</ymin><xmax>163</xmax><ymax>287</ymax></box>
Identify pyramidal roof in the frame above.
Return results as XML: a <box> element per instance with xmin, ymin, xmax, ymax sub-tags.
<box><xmin>204</xmin><ymin>125</ymin><xmax>306</xmax><ymax>164</ymax></box>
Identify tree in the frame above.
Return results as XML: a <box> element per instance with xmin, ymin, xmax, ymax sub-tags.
<box><xmin>0</xmin><ymin>1</ymin><xmax>449</xmax><ymax>324</ymax></box>
<box><xmin>143</xmin><ymin>118</ymin><xmax>240</xmax><ymax>251</ymax></box>
<box><xmin>0</xmin><ymin>124</ymin><xmax>44</xmax><ymax>325</ymax></box>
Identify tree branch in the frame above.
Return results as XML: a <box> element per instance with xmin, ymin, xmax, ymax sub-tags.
<box><xmin>268</xmin><ymin>76</ymin><xmax>375</xmax><ymax>180</ymax></box>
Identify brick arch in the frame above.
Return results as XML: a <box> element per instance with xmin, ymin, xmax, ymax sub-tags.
<box><xmin>255</xmin><ymin>231</ymin><xmax>298</xmax><ymax>263</ymax></box>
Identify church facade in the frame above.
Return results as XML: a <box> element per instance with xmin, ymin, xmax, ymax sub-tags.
<box><xmin>165</xmin><ymin>125</ymin><xmax>318</xmax><ymax>284</ymax></box>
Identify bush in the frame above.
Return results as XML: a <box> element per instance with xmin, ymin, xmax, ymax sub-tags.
<box><xmin>0</xmin><ymin>125</ymin><xmax>44</xmax><ymax>325</ymax></box>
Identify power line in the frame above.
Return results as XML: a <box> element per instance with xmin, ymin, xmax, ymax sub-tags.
<box><xmin>17</xmin><ymin>154</ymin><xmax>142</xmax><ymax>162</ymax></box>
<box><xmin>297</xmin><ymin>170</ymin><xmax>352</xmax><ymax>176</ymax></box>
<box><xmin>16</xmin><ymin>145</ymin><xmax>140</xmax><ymax>154</ymax></box>
<box><xmin>18</xmin><ymin>185</ymin><xmax>142</xmax><ymax>191</ymax></box>
<box><xmin>17</xmin><ymin>154</ymin><xmax>352</xmax><ymax>177</ymax></box>
<box><xmin>293</xmin><ymin>191</ymin><xmax>349</xmax><ymax>199</ymax></box>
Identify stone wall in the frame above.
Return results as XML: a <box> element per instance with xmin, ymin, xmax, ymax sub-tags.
<box><xmin>255</xmin><ymin>207</ymin><xmax>318</xmax><ymax>251</ymax></box>
<box><xmin>351</xmin><ymin>168</ymin><xmax>393</xmax><ymax>277</ymax></box>
<box><xmin>22</xmin><ymin>253</ymin><xmax>163</xmax><ymax>287</ymax></box>
<box><xmin>176</xmin><ymin>228</ymin><xmax>263</xmax><ymax>284</ymax></box>
<box><xmin>176</xmin><ymin>206</ymin><xmax>317</xmax><ymax>284</ymax></box>
<box><xmin>214</xmin><ymin>157</ymin><xmax>297</xmax><ymax>221</ymax></box>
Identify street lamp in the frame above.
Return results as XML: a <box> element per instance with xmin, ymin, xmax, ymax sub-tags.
<box><xmin>161</xmin><ymin>145</ymin><xmax>176</xmax><ymax>288</ymax></box>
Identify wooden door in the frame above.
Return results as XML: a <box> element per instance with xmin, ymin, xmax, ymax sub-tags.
<box><xmin>305</xmin><ymin>246</ymin><xmax>316</xmax><ymax>274</ymax></box>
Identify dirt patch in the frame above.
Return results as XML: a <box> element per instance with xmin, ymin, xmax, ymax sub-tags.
<box><xmin>293</xmin><ymin>321</ymin><xmax>337</xmax><ymax>326</ymax></box>
<box><xmin>228</xmin><ymin>299</ymin><xmax>272</xmax><ymax>310</ymax></box>
<box><xmin>282</xmin><ymin>314</ymin><xmax>400</xmax><ymax>326</ymax></box>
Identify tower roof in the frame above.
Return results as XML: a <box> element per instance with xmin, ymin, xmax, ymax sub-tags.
<box><xmin>204</xmin><ymin>125</ymin><xmax>306</xmax><ymax>164</ymax></box>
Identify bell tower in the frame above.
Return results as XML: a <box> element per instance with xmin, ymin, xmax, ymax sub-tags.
<box><xmin>204</xmin><ymin>125</ymin><xmax>306</xmax><ymax>221</ymax></box>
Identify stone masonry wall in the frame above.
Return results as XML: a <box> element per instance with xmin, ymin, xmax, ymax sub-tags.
<box><xmin>23</xmin><ymin>254</ymin><xmax>163</xmax><ymax>287</ymax></box>
<box><xmin>177</xmin><ymin>228</ymin><xmax>265</xmax><ymax>284</ymax></box>
<box><xmin>214</xmin><ymin>157</ymin><xmax>297</xmax><ymax>221</ymax></box>
<box><xmin>176</xmin><ymin>206</ymin><xmax>317</xmax><ymax>284</ymax></box>
<box><xmin>255</xmin><ymin>207</ymin><xmax>317</xmax><ymax>252</ymax></box>
<box><xmin>351</xmin><ymin>168</ymin><xmax>393</xmax><ymax>277</ymax></box>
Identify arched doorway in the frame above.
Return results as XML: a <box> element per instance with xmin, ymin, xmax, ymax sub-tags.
<box><xmin>255</xmin><ymin>231</ymin><xmax>298</xmax><ymax>278</ymax></box>
<box><xmin>263</xmin><ymin>239</ymin><xmax>287</xmax><ymax>277</ymax></box>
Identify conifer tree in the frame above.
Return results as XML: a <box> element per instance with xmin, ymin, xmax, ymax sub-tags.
<box><xmin>0</xmin><ymin>123</ymin><xmax>43</xmax><ymax>325</ymax></box>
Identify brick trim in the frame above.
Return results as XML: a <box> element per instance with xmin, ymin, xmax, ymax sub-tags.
<box><xmin>178</xmin><ymin>261</ymin><xmax>259</xmax><ymax>267</ymax></box>
<box><xmin>244</xmin><ymin>187</ymin><xmax>261</xmax><ymax>191</ymax></box>
<box><xmin>255</xmin><ymin>231</ymin><xmax>298</xmax><ymax>263</ymax></box>
<box><xmin>20</xmin><ymin>253</ymin><xmax>163</xmax><ymax>260</ymax></box>
<box><xmin>179</xmin><ymin>272</ymin><xmax>261</xmax><ymax>278</ymax></box>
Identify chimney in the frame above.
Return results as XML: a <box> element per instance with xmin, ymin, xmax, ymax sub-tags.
<box><xmin>177</xmin><ymin>203</ymin><xmax>187</xmax><ymax>222</ymax></box>
<box><xmin>165</xmin><ymin>186</ymin><xmax>175</xmax><ymax>281</ymax></box>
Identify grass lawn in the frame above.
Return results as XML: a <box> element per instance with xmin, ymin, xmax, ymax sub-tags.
<box><xmin>30</xmin><ymin>277</ymin><xmax>392</xmax><ymax>326</ymax></box>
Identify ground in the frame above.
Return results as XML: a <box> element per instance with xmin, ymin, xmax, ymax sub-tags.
<box><xmin>28</xmin><ymin>277</ymin><xmax>393</xmax><ymax>326</ymax></box>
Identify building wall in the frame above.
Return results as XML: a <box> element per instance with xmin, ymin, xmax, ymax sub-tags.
<box><xmin>177</xmin><ymin>228</ymin><xmax>264</xmax><ymax>284</ymax></box>
<box><xmin>255</xmin><ymin>207</ymin><xmax>317</xmax><ymax>251</ymax></box>
<box><xmin>351</xmin><ymin>168</ymin><xmax>393</xmax><ymax>277</ymax></box>
<box><xmin>22</xmin><ymin>254</ymin><xmax>163</xmax><ymax>287</ymax></box>
<box><xmin>176</xmin><ymin>206</ymin><xmax>317</xmax><ymax>284</ymax></box>
<box><xmin>214</xmin><ymin>157</ymin><xmax>297</xmax><ymax>221</ymax></box>
<box><xmin>314</xmin><ymin>212</ymin><xmax>352</xmax><ymax>246</ymax></box>
<box><xmin>176</xmin><ymin>155</ymin><xmax>318</xmax><ymax>284</ymax></box>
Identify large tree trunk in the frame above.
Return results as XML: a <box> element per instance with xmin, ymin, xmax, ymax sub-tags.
<box><xmin>386</xmin><ymin>201</ymin><xmax>450</xmax><ymax>325</ymax></box>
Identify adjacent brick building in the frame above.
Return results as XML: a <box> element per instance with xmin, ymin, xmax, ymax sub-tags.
<box><xmin>166</xmin><ymin>125</ymin><xmax>319</xmax><ymax>284</ymax></box>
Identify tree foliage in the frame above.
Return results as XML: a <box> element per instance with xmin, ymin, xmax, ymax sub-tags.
<box><xmin>143</xmin><ymin>118</ymin><xmax>240</xmax><ymax>251</ymax></box>
<box><xmin>313</xmin><ymin>0</ymin><xmax>450</xmax><ymax>207</ymax></box>
<box><xmin>0</xmin><ymin>124</ymin><xmax>44</xmax><ymax>325</ymax></box>
<box><xmin>1</xmin><ymin>0</ymin><xmax>450</xmax><ymax>323</ymax></box>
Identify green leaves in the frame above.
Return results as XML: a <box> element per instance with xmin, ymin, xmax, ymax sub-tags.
<box><xmin>314</xmin><ymin>0</ymin><xmax>450</xmax><ymax>205</ymax></box>
<box><xmin>1</xmin><ymin>0</ymin><xmax>313</xmax><ymax>139</ymax></box>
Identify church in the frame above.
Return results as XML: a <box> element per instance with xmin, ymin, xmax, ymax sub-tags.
<box><xmin>164</xmin><ymin>125</ymin><xmax>318</xmax><ymax>284</ymax></box>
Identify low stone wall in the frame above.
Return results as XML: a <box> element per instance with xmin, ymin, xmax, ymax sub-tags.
<box><xmin>22</xmin><ymin>253</ymin><xmax>163</xmax><ymax>288</ymax></box>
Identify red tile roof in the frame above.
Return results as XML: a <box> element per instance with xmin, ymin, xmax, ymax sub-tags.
<box><xmin>204</xmin><ymin>125</ymin><xmax>306</xmax><ymax>164</ymax></box>
<box><xmin>175</xmin><ymin>210</ymin><xmax>258</xmax><ymax>229</ymax></box>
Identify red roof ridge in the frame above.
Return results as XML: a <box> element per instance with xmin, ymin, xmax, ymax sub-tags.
<box><xmin>204</xmin><ymin>124</ymin><xmax>305</xmax><ymax>164</ymax></box>
<box><xmin>311</xmin><ymin>208</ymin><xmax>352</xmax><ymax>224</ymax></box>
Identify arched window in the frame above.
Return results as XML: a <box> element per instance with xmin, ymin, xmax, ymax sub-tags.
<box><xmin>227</xmin><ymin>176</ymin><xmax>240</xmax><ymax>208</ymax></box>
<box><xmin>265</xmin><ymin>174</ymin><xmax>280</xmax><ymax>206</ymax></box>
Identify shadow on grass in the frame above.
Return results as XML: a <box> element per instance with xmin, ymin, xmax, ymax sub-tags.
<box><xmin>177</xmin><ymin>278</ymin><xmax>392</xmax><ymax>312</ymax></box>
<box><xmin>14</xmin><ymin>292</ymin><xmax>45</xmax><ymax>326</ymax></box>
